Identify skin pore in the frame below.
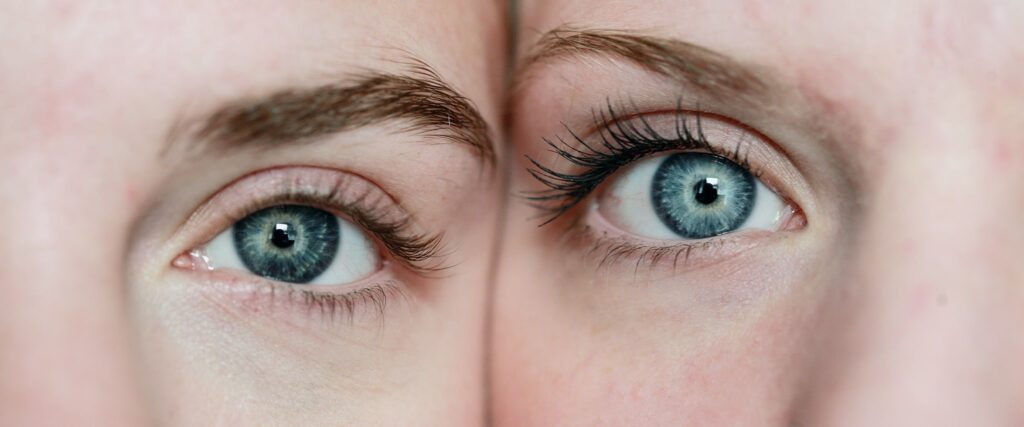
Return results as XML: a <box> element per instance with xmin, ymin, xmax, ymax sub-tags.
<box><xmin>494</xmin><ymin>0</ymin><xmax>1024</xmax><ymax>426</ymax></box>
<box><xmin>0</xmin><ymin>1</ymin><xmax>503</xmax><ymax>425</ymax></box>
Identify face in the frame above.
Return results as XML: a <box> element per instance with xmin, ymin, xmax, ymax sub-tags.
<box><xmin>495</xmin><ymin>0</ymin><xmax>1024</xmax><ymax>425</ymax></box>
<box><xmin>0</xmin><ymin>1</ymin><xmax>503</xmax><ymax>425</ymax></box>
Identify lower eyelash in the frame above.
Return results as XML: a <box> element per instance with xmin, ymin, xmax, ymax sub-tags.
<box><xmin>564</xmin><ymin>216</ymin><xmax>767</xmax><ymax>275</ymax></box>
<box><xmin>293</xmin><ymin>281</ymin><xmax>409</xmax><ymax>324</ymax></box>
<box><xmin>192</xmin><ymin>266</ymin><xmax>410</xmax><ymax>325</ymax></box>
<box><xmin>524</xmin><ymin>99</ymin><xmax>754</xmax><ymax>223</ymax></box>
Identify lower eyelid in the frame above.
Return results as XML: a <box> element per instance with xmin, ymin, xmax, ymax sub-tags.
<box><xmin>565</xmin><ymin>216</ymin><xmax>778</xmax><ymax>274</ymax></box>
<box><xmin>572</xmin><ymin>183</ymin><xmax>801</xmax><ymax>273</ymax></box>
<box><xmin>176</xmin><ymin>265</ymin><xmax>409</xmax><ymax>326</ymax></box>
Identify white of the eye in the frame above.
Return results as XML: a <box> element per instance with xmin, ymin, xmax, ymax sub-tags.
<box><xmin>307</xmin><ymin>219</ymin><xmax>377</xmax><ymax>285</ymax></box>
<box><xmin>600</xmin><ymin>156</ymin><xmax>679</xmax><ymax>239</ymax></box>
<box><xmin>599</xmin><ymin>154</ymin><xmax>786</xmax><ymax>240</ymax></box>
<box><xmin>203</xmin><ymin>216</ymin><xmax>379</xmax><ymax>285</ymax></box>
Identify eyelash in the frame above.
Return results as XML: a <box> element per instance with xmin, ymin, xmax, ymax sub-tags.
<box><xmin>232</xmin><ymin>187</ymin><xmax>444</xmax><ymax>274</ymax></box>
<box><xmin>525</xmin><ymin>100</ymin><xmax>756</xmax><ymax>223</ymax></box>
<box><xmin>273</xmin><ymin>281</ymin><xmax>407</xmax><ymax>324</ymax></box>
<box><xmin>179</xmin><ymin>167</ymin><xmax>443</xmax><ymax>321</ymax></box>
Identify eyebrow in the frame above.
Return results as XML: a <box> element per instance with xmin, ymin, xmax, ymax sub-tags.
<box><xmin>515</xmin><ymin>26</ymin><xmax>770</xmax><ymax>102</ymax></box>
<box><xmin>173</xmin><ymin>61</ymin><xmax>494</xmax><ymax>164</ymax></box>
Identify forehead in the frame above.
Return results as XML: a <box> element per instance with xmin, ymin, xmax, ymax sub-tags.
<box><xmin>0</xmin><ymin>1</ymin><xmax>502</xmax><ymax>150</ymax></box>
<box><xmin>517</xmin><ymin>0</ymin><xmax>1024</xmax><ymax>149</ymax></box>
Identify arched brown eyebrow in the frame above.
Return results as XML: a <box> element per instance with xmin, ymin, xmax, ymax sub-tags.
<box><xmin>513</xmin><ymin>26</ymin><xmax>770</xmax><ymax>103</ymax></box>
<box><xmin>170</xmin><ymin>61</ymin><xmax>494</xmax><ymax>164</ymax></box>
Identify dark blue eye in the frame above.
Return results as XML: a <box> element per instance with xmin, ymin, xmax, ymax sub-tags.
<box><xmin>232</xmin><ymin>205</ymin><xmax>341</xmax><ymax>284</ymax></box>
<box><xmin>650</xmin><ymin>153</ymin><xmax>756</xmax><ymax>239</ymax></box>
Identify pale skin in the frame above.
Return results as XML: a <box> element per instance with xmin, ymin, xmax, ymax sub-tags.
<box><xmin>0</xmin><ymin>1</ymin><xmax>504</xmax><ymax>425</ymax></box>
<box><xmin>494</xmin><ymin>0</ymin><xmax>1024</xmax><ymax>426</ymax></box>
<box><xmin>4</xmin><ymin>1</ymin><xmax>1024</xmax><ymax>426</ymax></box>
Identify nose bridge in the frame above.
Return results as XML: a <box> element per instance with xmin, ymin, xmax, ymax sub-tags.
<box><xmin>800</xmin><ymin>113</ymin><xmax>1024</xmax><ymax>425</ymax></box>
<box><xmin>0</xmin><ymin>144</ymin><xmax>145</xmax><ymax>425</ymax></box>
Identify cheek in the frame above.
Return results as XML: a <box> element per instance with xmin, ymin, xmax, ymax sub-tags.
<box><xmin>491</xmin><ymin>240</ymin><xmax>829</xmax><ymax>425</ymax></box>
<box><xmin>495</xmin><ymin>312</ymin><xmax>804</xmax><ymax>426</ymax></box>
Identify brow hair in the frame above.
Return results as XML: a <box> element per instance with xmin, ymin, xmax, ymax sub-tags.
<box><xmin>184</xmin><ymin>61</ymin><xmax>493</xmax><ymax>163</ymax></box>
<box><xmin>515</xmin><ymin>26</ymin><xmax>768</xmax><ymax>99</ymax></box>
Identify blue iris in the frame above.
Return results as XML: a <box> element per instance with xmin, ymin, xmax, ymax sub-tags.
<box><xmin>650</xmin><ymin>153</ymin><xmax>756</xmax><ymax>238</ymax></box>
<box><xmin>233</xmin><ymin>205</ymin><xmax>340</xmax><ymax>283</ymax></box>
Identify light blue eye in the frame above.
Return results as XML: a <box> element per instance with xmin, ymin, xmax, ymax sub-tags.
<box><xmin>202</xmin><ymin>205</ymin><xmax>380</xmax><ymax>285</ymax></box>
<box><xmin>651</xmin><ymin>153</ymin><xmax>756</xmax><ymax>238</ymax></box>
<box><xmin>598</xmin><ymin>152</ymin><xmax>786</xmax><ymax>240</ymax></box>
<box><xmin>232</xmin><ymin>205</ymin><xmax>340</xmax><ymax>283</ymax></box>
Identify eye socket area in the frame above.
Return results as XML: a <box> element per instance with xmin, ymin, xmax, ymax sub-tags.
<box><xmin>595</xmin><ymin>151</ymin><xmax>793</xmax><ymax>241</ymax></box>
<box><xmin>190</xmin><ymin>204</ymin><xmax>382</xmax><ymax>286</ymax></box>
<box><xmin>169</xmin><ymin>167</ymin><xmax>444</xmax><ymax>290</ymax></box>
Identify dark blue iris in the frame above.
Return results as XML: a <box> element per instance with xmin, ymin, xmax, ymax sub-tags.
<box><xmin>233</xmin><ymin>205</ymin><xmax>340</xmax><ymax>283</ymax></box>
<box><xmin>650</xmin><ymin>153</ymin><xmax>756</xmax><ymax>238</ymax></box>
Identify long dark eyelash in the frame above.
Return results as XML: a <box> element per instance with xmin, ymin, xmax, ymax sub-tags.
<box><xmin>525</xmin><ymin>99</ymin><xmax>752</xmax><ymax>224</ymax></box>
<box><xmin>342</xmin><ymin>202</ymin><xmax>448</xmax><ymax>275</ymax></box>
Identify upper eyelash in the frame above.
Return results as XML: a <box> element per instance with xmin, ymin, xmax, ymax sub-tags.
<box><xmin>230</xmin><ymin>180</ymin><xmax>447</xmax><ymax>276</ymax></box>
<box><xmin>342</xmin><ymin>202</ymin><xmax>447</xmax><ymax>275</ymax></box>
<box><xmin>524</xmin><ymin>99</ymin><xmax>753</xmax><ymax>224</ymax></box>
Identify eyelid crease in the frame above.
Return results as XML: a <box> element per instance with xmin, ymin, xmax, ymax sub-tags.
<box><xmin>514</xmin><ymin>26</ymin><xmax>770</xmax><ymax>105</ymax></box>
<box><xmin>179</xmin><ymin>166</ymin><xmax>448</xmax><ymax>276</ymax></box>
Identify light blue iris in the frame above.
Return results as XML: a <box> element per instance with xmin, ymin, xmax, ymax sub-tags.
<box><xmin>650</xmin><ymin>153</ymin><xmax>756</xmax><ymax>238</ymax></box>
<box><xmin>233</xmin><ymin>205</ymin><xmax>340</xmax><ymax>283</ymax></box>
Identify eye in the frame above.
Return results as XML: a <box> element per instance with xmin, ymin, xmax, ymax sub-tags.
<box><xmin>597</xmin><ymin>152</ymin><xmax>787</xmax><ymax>240</ymax></box>
<box><xmin>202</xmin><ymin>204</ymin><xmax>380</xmax><ymax>285</ymax></box>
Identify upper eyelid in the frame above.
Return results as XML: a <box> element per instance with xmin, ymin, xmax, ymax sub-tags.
<box><xmin>513</xmin><ymin>27</ymin><xmax>773</xmax><ymax>112</ymax></box>
<box><xmin>524</xmin><ymin>106</ymin><xmax>800</xmax><ymax>220</ymax></box>
<box><xmin>511</xmin><ymin>27</ymin><xmax>857</xmax><ymax>185</ymax></box>
<box><xmin>173</xmin><ymin>166</ymin><xmax>445</xmax><ymax>272</ymax></box>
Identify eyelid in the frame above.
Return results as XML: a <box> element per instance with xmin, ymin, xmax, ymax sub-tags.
<box><xmin>525</xmin><ymin>105</ymin><xmax>806</xmax><ymax>224</ymax></box>
<box><xmin>180</xmin><ymin>265</ymin><xmax>412</xmax><ymax>327</ymax></box>
<box><xmin>176</xmin><ymin>166</ymin><xmax>445</xmax><ymax>274</ymax></box>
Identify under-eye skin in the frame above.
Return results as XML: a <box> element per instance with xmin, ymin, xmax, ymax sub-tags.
<box><xmin>171</xmin><ymin>167</ymin><xmax>444</xmax><ymax>320</ymax></box>
<box><xmin>526</xmin><ymin>101</ymin><xmax>805</xmax><ymax>270</ymax></box>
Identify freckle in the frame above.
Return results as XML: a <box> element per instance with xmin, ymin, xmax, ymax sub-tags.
<box><xmin>989</xmin><ymin>139</ymin><xmax>1016</xmax><ymax>169</ymax></box>
<box><xmin>936</xmin><ymin>293</ymin><xmax>948</xmax><ymax>307</ymax></box>
<box><xmin>124</xmin><ymin>185</ymin><xmax>141</xmax><ymax>207</ymax></box>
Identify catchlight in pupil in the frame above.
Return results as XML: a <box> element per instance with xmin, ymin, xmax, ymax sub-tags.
<box><xmin>271</xmin><ymin>223</ymin><xmax>297</xmax><ymax>249</ymax></box>
<box><xmin>693</xmin><ymin>178</ymin><xmax>719</xmax><ymax>205</ymax></box>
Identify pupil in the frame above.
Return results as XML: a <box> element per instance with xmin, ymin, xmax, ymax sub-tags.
<box><xmin>270</xmin><ymin>223</ymin><xmax>296</xmax><ymax>249</ymax></box>
<box><xmin>693</xmin><ymin>178</ymin><xmax>719</xmax><ymax>205</ymax></box>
